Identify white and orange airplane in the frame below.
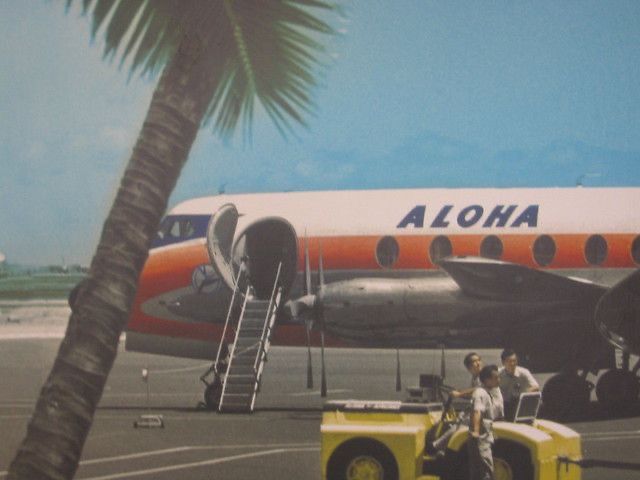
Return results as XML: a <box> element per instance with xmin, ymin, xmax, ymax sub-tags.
<box><xmin>126</xmin><ymin>187</ymin><xmax>640</xmax><ymax>414</ymax></box>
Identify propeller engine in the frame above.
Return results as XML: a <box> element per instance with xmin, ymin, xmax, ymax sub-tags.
<box><xmin>594</xmin><ymin>269</ymin><xmax>640</xmax><ymax>355</ymax></box>
<box><xmin>285</xmin><ymin>236</ymin><xmax>328</xmax><ymax>396</ymax></box>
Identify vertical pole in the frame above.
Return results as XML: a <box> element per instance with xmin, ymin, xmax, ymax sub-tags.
<box><xmin>306</xmin><ymin>321</ymin><xmax>314</xmax><ymax>389</ymax></box>
<box><xmin>146</xmin><ymin>367</ymin><xmax>150</xmax><ymax>414</ymax></box>
<box><xmin>395</xmin><ymin>349</ymin><xmax>402</xmax><ymax>392</ymax></box>
<box><xmin>320</xmin><ymin>327</ymin><xmax>327</xmax><ymax>397</ymax></box>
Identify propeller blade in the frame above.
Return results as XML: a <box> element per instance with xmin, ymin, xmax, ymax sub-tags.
<box><xmin>440</xmin><ymin>344</ymin><xmax>446</xmax><ymax>380</ymax></box>
<box><xmin>320</xmin><ymin>324</ymin><xmax>327</xmax><ymax>397</ymax></box>
<box><xmin>305</xmin><ymin>319</ymin><xmax>313</xmax><ymax>389</ymax></box>
<box><xmin>317</xmin><ymin>241</ymin><xmax>325</xmax><ymax>289</ymax></box>
<box><xmin>395</xmin><ymin>348</ymin><xmax>402</xmax><ymax>392</ymax></box>
<box><xmin>304</xmin><ymin>234</ymin><xmax>312</xmax><ymax>295</ymax></box>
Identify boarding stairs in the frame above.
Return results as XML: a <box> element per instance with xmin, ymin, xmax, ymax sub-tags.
<box><xmin>217</xmin><ymin>262</ymin><xmax>283</xmax><ymax>413</ymax></box>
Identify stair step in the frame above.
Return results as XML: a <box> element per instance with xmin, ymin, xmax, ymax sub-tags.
<box><xmin>219</xmin><ymin>404</ymin><xmax>252</xmax><ymax>413</ymax></box>
<box><xmin>246</xmin><ymin>300</ymin><xmax>270</xmax><ymax>307</ymax></box>
<box><xmin>242</xmin><ymin>314</ymin><xmax>267</xmax><ymax>323</ymax></box>
<box><xmin>226</xmin><ymin>374</ymin><xmax>256</xmax><ymax>384</ymax></box>
<box><xmin>237</xmin><ymin>331</ymin><xmax>263</xmax><ymax>340</ymax></box>
<box><xmin>228</xmin><ymin>365</ymin><xmax>256</xmax><ymax>375</ymax></box>
<box><xmin>242</xmin><ymin>317</ymin><xmax>265</xmax><ymax>326</ymax></box>
<box><xmin>224</xmin><ymin>384</ymin><xmax>255</xmax><ymax>396</ymax></box>
<box><xmin>243</xmin><ymin>310</ymin><xmax>268</xmax><ymax>317</ymax></box>
<box><xmin>236</xmin><ymin>336</ymin><xmax>260</xmax><ymax>346</ymax></box>
<box><xmin>220</xmin><ymin>394</ymin><xmax>253</xmax><ymax>408</ymax></box>
<box><xmin>233</xmin><ymin>356</ymin><xmax>257</xmax><ymax>366</ymax></box>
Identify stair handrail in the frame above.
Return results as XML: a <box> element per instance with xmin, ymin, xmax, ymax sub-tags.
<box><xmin>262</xmin><ymin>261</ymin><xmax>283</xmax><ymax>344</ymax></box>
<box><xmin>254</xmin><ymin>262</ymin><xmax>283</xmax><ymax>372</ymax></box>
<box><xmin>219</xmin><ymin>283</ymin><xmax>252</xmax><ymax>409</ymax></box>
<box><xmin>213</xmin><ymin>261</ymin><xmax>245</xmax><ymax>376</ymax></box>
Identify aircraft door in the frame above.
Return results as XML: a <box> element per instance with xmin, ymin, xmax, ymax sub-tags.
<box><xmin>206</xmin><ymin>204</ymin><xmax>241</xmax><ymax>290</ymax></box>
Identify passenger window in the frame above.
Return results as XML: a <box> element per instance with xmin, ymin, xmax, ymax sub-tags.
<box><xmin>429</xmin><ymin>235</ymin><xmax>452</xmax><ymax>264</ymax></box>
<box><xmin>480</xmin><ymin>235</ymin><xmax>503</xmax><ymax>260</ymax></box>
<box><xmin>376</xmin><ymin>236</ymin><xmax>400</xmax><ymax>268</ymax></box>
<box><xmin>632</xmin><ymin>236</ymin><xmax>640</xmax><ymax>265</ymax></box>
<box><xmin>584</xmin><ymin>235</ymin><xmax>608</xmax><ymax>265</ymax></box>
<box><xmin>533</xmin><ymin>235</ymin><xmax>556</xmax><ymax>266</ymax></box>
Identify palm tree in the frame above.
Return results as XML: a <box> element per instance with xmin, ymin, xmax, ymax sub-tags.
<box><xmin>8</xmin><ymin>1</ymin><xmax>338</xmax><ymax>478</ymax></box>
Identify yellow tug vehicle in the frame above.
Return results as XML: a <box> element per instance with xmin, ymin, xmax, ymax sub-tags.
<box><xmin>321</xmin><ymin>393</ymin><xmax>582</xmax><ymax>480</ymax></box>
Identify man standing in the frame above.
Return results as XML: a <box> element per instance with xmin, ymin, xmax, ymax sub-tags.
<box><xmin>469</xmin><ymin>365</ymin><xmax>501</xmax><ymax>480</ymax></box>
<box><xmin>451</xmin><ymin>352</ymin><xmax>482</xmax><ymax>398</ymax></box>
<box><xmin>452</xmin><ymin>352</ymin><xmax>504</xmax><ymax>418</ymax></box>
<box><xmin>430</xmin><ymin>352</ymin><xmax>484</xmax><ymax>453</ymax></box>
<box><xmin>499</xmin><ymin>348</ymin><xmax>540</xmax><ymax>420</ymax></box>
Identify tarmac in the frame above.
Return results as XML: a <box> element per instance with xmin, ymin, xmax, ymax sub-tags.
<box><xmin>1</xmin><ymin>338</ymin><xmax>640</xmax><ymax>479</ymax></box>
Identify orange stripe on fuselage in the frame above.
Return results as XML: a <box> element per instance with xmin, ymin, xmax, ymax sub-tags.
<box><xmin>297</xmin><ymin>233</ymin><xmax>639</xmax><ymax>270</ymax></box>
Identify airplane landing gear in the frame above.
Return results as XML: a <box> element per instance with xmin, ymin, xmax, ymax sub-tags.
<box><xmin>595</xmin><ymin>369</ymin><xmax>640</xmax><ymax>412</ymax></box>
<box><xmin>541</xmin><ymin>373</ymin><xmax>592</xmax><ymax>420</ymax></box>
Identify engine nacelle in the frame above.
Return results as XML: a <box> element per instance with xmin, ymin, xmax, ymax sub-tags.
<box><xmin>594</xmin><ymin>269</ymin><xmax>640</xmax><ymax>355</ymax></box>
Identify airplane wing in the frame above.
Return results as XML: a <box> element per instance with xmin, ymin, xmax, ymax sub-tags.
<box><xmin>438</xmin><ymin>256</ymin><xmax>607</xmax><ymax>302</ymax></box>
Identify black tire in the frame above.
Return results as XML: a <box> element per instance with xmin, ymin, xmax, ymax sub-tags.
<box><xmin>541</xmin><ymin>373</ymin><xmax>591</xmax><ymax>420</ymax></box>
<box><xmin>327</xmin><ymin>438</ymin><xmax>398</xmax><ymax>480</ymax></box>
<box><xmin>493</xmin><ymin>440</ymin><xmax>534</xmax><ymax>480</ymax></box>
<box><xmin>596</xmin><ymin>369</ymin><xmax>640</xmax><ymax>412</ymax></box>
<box><xmin>441</xmin><ymin>440</ymin><xmax>533</xmax><ymax>480</ymax></box>
<box><xmin>441</xmin><ymin>448</ymin><xmax>468</xmax><ymax>480</ymax></box>
<box><xmin>204</xmin><ymin>377</ymin><xmax>223</xmax><ymax>411</ymax></box>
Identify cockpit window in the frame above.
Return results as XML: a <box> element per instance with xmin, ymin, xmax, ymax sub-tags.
<box><xmin>152</xmin><ymin>215</ymin><xmax>210</xmax><ymax>248</ymax></box>
<box><xmin>164</xmin><ymin>219</ymin><xmax>195</xmax><ymax>239</ymax></box>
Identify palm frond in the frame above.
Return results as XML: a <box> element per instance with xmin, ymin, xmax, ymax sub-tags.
<box><xmin>71</xmin><ymin>0</ymin><xmax>339</xmax><ymax>139</ymax></box>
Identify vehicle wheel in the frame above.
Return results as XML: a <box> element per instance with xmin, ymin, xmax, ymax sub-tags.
<box><xmin>441</xmin><ymin>448</ymin><xmax>467</xmax><ymax>480</ymax></box>
<box><xmin>204</xmin><ymin>376</ymin><xmax>223</xmax><ymax>411</ymax></box>
<box><xmin>541</xmin><ymin>373</ymin><xmax>591</xmax><ymax>420</ymax></box>
<box><xmin>596</xmin><ymin>369</ymin><xmax>640</xmax><ymax>412</ymax></box>
<box><xmin>441</xmin><ymin>440</ymin><xmax>533</xmax><ymax>480</ymax></box>
<box><xmin>327</xmin><ymin>438</ymin><xmax>398</xmax><ymax>480</ymax></box>
<box><xmin>493</xmin><ymin>441</ymin><xmax>533</xmax><ymax>480</ymax></box>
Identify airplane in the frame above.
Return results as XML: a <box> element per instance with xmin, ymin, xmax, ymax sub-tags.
<box><xmin>125</xmin><ymin>187</ymin><xmax>640</xmax><ymax>415</ymax></box>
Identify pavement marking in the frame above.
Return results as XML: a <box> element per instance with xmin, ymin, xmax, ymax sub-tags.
<box><xmin>581</xmin><ymin>430</ymin><xmax>640</xmax><ymax>437</ymax></box>
<box><xmin>0</xmin><ymin>445</ymin><xmax>321</xmax><ymax>478</ymax></box>
<box><xmin>76</xmin><ymin>447</ymin><xmax>320</xmax><ymax>480</ymax></box>
<box><xmin>80</xmin><ymin>447</ymin><xmax>194</xmax><ymax>466</ymax></box>
<box><xmin>583</xmin><ymin>434</ymin><xmax>640</xmax><ymax>442</ymax></box>
<box><xmin>289</xmin><ymin>388</ymin><xmax>351</xmax><ymax>397</ymax></box>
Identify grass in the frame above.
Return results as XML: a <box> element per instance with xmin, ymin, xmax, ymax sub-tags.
<box><xmin>0</xmin><ymin>273</ymin><xmax>84</xmax><ymax>300</ymax></box>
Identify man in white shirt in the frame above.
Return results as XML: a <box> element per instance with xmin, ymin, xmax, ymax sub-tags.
<box><xmin>429</xmin><ymin>353</ymin><xmax>504</xmax><ymax>454</ymax></box>
<box><xmin>452</xmin><ymin>352</ymin><xmax>504</xmax><ymax>418</ymax></box>
<box><xmin>469</xmin><ymin>364</ymin><xmax>501</xmax><ymax>480</ymax></box>
<box><xmin>499</xmin><ymin>348</ymin><xmax>540</xmax><ymax>420</ymax></box>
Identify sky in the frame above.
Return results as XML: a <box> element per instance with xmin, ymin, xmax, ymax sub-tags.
<box><xmin>1</xmin><ymin>0</ymin><xmax>640</xmax><ymax>265</ymax></box>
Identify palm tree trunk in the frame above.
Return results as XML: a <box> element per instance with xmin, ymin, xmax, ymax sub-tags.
<box><xmin>8</xmin><ymin>32</ymin><xmax>216</xmax><ymax>480</ymax></box>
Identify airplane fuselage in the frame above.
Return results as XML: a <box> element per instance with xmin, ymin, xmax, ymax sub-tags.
<box><xmin>126</xmin><ymin>187</ymin><xmax>639</xmax><ymax>371</ymax></box>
